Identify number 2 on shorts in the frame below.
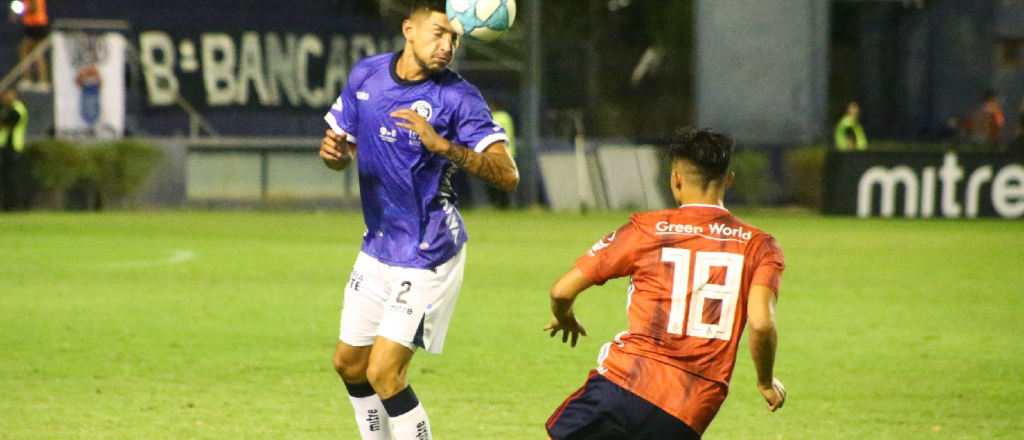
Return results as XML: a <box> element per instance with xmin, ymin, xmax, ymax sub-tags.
<box><xmin>395</xmin><ymin>281</ymin><xmax>412</xmax><ymax>304</ymax></box>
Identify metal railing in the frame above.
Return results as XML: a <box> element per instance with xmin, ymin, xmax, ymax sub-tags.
<box><xmin>0</xmin><ymin>36</ymin><xmax>52</xmax><ymax>92</ymax></box>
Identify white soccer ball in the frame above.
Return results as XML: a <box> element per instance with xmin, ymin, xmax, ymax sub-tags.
<box><xmin>447</xmin><ymin>0</ymin><xmax>516</xmax><ymax>42</ymax></box>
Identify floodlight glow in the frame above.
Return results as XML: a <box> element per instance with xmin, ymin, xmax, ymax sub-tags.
<box><xmin>10</xmin><ymin>0</ymin><xmax>25</xmax><ymax>15</ymax></box>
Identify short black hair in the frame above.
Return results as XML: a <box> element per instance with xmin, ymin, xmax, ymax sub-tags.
<box><xmin>663</xmin><ymin>127</ymin><xmax>734</xmax><ymax>186</ymax></box>
<box><xmin>411</xmin><ymin>0</ymin><xmax>445</xmax><ymax>17</ymax></box>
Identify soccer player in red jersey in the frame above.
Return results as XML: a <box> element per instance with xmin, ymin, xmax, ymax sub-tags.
<box><xmin>543</xmin><ymin>127</ymin><xmax>787</xmax><ymax>440</ymax></box>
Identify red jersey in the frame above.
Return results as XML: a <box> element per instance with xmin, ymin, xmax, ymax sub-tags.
<box><xmin>575</xmin><ymin>205</ymin><xmax>784</xmax><ymax>434</ymax></box>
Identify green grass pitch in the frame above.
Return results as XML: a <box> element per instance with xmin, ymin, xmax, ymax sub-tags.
<box><xmin>1</xmin><ymin>210</ymin><xmax>1022</xmax><ymax>439</ymax></box>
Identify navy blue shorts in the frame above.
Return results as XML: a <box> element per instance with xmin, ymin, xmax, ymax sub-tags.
<box><xmin>546</xmin><ymin>370</ymin><xmax>701</xmax><ymax>440</ymax></box>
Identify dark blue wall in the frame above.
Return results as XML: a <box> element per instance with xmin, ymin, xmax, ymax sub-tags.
<box><xmin>848</xmin><ymin>0</ymin><xmax>1024</xmax><ymax>143</ymax></box>
<box><xmin>1</xmin><ymin>0</ymin><xmax>396</xmax><ymax>137</ymax></box>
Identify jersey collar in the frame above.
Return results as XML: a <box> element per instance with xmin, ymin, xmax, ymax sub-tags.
<box><xmin>390</xmin><ymin>51</ymin><xmax>434</xmax><ymax>87</ymax></box>
<box><xmin>678</xmin><ymin>203</ymin><xmax>729</xmax><ymax>212</ymax></box>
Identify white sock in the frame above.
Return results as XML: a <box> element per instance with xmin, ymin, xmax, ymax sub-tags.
<box><xmin>349</xmin><ymin>394</ymin><xmax>393</xmax><ymax>440</ymax></box>
<box><xmin>389</xmin><ymin>403</ymin><xmax>431</xmax><ymax>440</ymax></box>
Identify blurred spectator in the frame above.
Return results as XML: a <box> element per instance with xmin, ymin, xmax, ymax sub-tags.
<box><xmin>487</xmin><ymin>99</ymin><xmax>516</xmax><ymax>209</ymax></box>
<box><xmin>10</xmin><ymin>0</ymin><xmax>51</xmax><ymax>91</ymax></box>
<box><xmin>922</xmin><ymin>116</ymin><xmax>960</xmax><ymax>142</ymax></box>
<box><xmin>0</xmin><ymin>89</ymin><xmax>28</xmax><ymax>210</ymax></box>
<box><xmin>489</xmin><ymin>100</ymin><xmax>515</xmax><ymax>158</ymax></box>
<box><xmin>834</xmin><ymin>102</ymin><xmax>867</xmax><ymax>151</ymax></box>
<box><xmin>1011</xmin><ymin>100</ymin><xmax>1024</xmax><ymax>155</ymax></box>
<box><xmin>963</xmin><ymin>92</ymin><xmax>1004</xmax><ymax>148</ymax></box>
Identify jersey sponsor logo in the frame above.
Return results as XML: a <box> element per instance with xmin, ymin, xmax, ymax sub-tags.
<box><xmin>654</xmin><ymin>221</ymin><xmax>752</xmax><ymax>242</ymax></box>
<box><xmin>654</xmin><ymin>221</ymin><xmax>703</xmax><ymax>235</ymax></box>
<box><xmin>356</xmin><ymin>91</ymin><xmax>369</xmax><ymax>100</ymax></box>
<box><xmin>707</xmin><ymin>223</ymin><xmax>752</xmax><ymax>241</ymax></box>
<box><xmin>411</xmin><ymin>100</ymin><xmax>433</xmax><ymax>121</ymax></box>
<box><xmin>586</xmin><ymin>231</ymin><xmax>616</xmax><ymax>257</ymax></box>
<box><xmin>379</xmin><ymin>126</ymin><xmax>397</xmax><ymax>142</ymax></box>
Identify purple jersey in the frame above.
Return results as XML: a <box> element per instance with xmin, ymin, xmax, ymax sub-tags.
<box><xmin>325</xmin><ymin>52</ymin><xmax>508</xmax><ymax>269</ymax></box>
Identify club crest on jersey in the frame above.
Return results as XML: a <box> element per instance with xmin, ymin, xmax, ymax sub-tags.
<box><xmin>411</xmin><ymin>100</ymin><xmax>433</xmax><ymax>121</ymax></box>
<box><xmin>587</xmin><ymin>231</ymin><xmax>617</xmax><ymax>257</ymax></box>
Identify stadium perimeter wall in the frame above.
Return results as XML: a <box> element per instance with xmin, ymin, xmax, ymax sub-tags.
<box><xmin>128</xmin><ymin>137</ymin><xmax>669</xmax><ymax>212</ymax></box>
<box><xmin>128</xmin><ymin>137</ymin><xmax>360</xmax><ymax>209</ymax></box>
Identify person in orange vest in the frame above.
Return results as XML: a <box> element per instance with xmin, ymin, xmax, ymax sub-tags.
<box><xmin>11</xmin><ymin>0</ymin><xmax>50</xmax><ymax>91</ymax></box>
<box><xmin>964</xmin><ymin>92</ymin><xmax>1004</xmax><ymax>148</ymax></box>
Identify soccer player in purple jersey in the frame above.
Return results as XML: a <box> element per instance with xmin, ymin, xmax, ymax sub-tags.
<box><xmin>318</xmin><ymin>1</ymin><xmax>518</xmax><ymax>439</ymax></box>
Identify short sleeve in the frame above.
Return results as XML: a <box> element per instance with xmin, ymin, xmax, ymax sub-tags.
<box><xmin>453</xmin><ymin>86</ymin><xmax>509</xmax><ymax>152</ymax></box>
<box><xmin>324</xmin><ymin>74</ymin><xmax>359</xmax><ymax>143</ymax></box>
<box><xmin>750</xmin><ymin>236</ymin><xmax>785</xmax><ymax>295</ymax></box>
<box><xmin>574</xmin><ymin>222</ymin><xmax>640</xmax><ymax>285</ymax></box>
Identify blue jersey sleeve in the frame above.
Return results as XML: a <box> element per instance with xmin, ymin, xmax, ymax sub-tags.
<box><xmin>453</xmin><ymin>86</ymin><xmax>509</xmax><ymax>152</ymax></box>
<box><xmin>324</xmin><ymin>66</ymin><xmax>363</xmax><ymax>143</ymax></box>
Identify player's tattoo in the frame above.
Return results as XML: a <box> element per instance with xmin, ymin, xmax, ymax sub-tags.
<box><xmin>442</xmin><ymin>144</ymin><xmax>519</xmax><ymax>192</ymax></box>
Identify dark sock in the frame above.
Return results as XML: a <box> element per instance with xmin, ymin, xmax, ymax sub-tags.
<box><xmin>344</xmin><ymin>381</ymin><xmax>377</xmax><ymax>398</ymax></box>
<box><xmin>380</xmin><ymin>385</ymin><xmax>420</xmax><ymax>418</ymax></box>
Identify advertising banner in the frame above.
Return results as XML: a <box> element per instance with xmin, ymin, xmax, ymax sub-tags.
<box><xmin>137</xmin><ymin>30</ymin><xmax>403</xmax><ymax>110</ymax></box>
<box><xmin>824</xmin><ymin>152</ymin><xmax>1024</xmax><ymax>219</ymax></box>
<box><xmin>52</xmin><ymin>31</ymin><xmax>127</xmax><ymax>140</ymax></box>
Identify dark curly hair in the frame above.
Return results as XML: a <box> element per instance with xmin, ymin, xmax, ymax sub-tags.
<box><xmin>663</xmin><ymin>127</ymin><xmax>734</xmax><ymax>188</ymax></box>
<box><xmin>411</xmin><ymin>0</ymin><xmax>446</xmax><ymax>16</ymax></box>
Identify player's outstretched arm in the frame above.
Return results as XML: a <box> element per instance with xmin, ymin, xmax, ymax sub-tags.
<box><xmin>320</xmin><ymin>129</ymin><xmax>355</xmax><ymax>171</ymax></box>
<box><xmin>392</xmin><ymin>109</ymin><xmax>520</xmax><ymax>192</ymax></box>
<box><xmin>748</xmin><ymin>284</ymin><xmax>786</xmax><ymax>412</ymax></box>
<box><xmin>542</xmin><ymin>267</ymin><xmax>593</xmax><ymax>347</ymax></box>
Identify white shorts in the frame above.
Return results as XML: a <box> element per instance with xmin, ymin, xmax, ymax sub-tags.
<box><xmin>339</xmin><ymin>247</ymin><xmax>466</xmax><ymax>354</ymax></box>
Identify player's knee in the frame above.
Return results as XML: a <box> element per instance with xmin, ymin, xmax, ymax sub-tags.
<box><xmin>365</xmin><ymin>360</ymin><xmax>401</xmax><ymax>391</ymax></box>
<box><xmin>333</xmin><ymin>350</ymin><xmax>368</xmax><ymax>383</ymax></box>
<box><xmin>334</xmin><ymin>359</ymin><xmax>366</xmax><ymax>383</ymax></box>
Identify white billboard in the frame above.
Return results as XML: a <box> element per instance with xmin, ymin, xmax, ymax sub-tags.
<box><xmin>52</xmin><ymin>31</ymin><xmax>127</xmax><ymax>140</ymax></box>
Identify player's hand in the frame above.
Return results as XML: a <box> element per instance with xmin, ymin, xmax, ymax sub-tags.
<box><xmin>543</xmin><ymin>316</ymin><xmax>587</xmax><ymax>347</ymax></box>
<box><xmin>391</xmin><ymin>108</ymin><xmax>447</xmax><ymax>154</ymax></box>
<box><xmin>320</xmin><ymin>129</ymin><xmax>354</xmax><ymax>170</ymax></box>
<box><xmin>757</xmin><ymin>377</ymin><xmax>786</xmax><ymax>412</ymax></box>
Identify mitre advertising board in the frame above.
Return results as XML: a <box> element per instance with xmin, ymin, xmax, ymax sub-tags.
<box><xmin>137</xmin><ymin>30</ymin><xmax>404</xmax><ymax>110</ymax></box>
<box><xmin>824</xmin><ymin>152</ymin><xmax>1024</xmax><ymax>219</ymax></box>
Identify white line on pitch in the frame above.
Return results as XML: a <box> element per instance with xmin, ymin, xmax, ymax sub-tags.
<box><xmin>97</xmin><ymin>250</ymin><xmax>198</xmax><ymax>269</ymax></box>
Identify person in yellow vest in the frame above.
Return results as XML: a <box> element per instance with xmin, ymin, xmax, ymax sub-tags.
<box><xmin>834</xmin><ymin>102</ymin><xmax>867</xmax><ymax>151</ymax></box>
<box><xmin>1</xmin><ymin>89</ymin><xmax>28</xmax><ymax>210</ymax></box>
<box><xmin>488</xmin><ymin>100</ymin><xmax>516</xmax><ymax>208</ymax></box>
<box><xmin>490</xmin><ymin>102</ymin><xmax>515</xmax><ymax>159</ymax></box>
<box><xmin>12</xmin><ymin>0</ymin><xmax>51</xmax><ymax>91</ymax></box>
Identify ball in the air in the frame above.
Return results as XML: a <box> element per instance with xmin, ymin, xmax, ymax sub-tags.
<box><xmin>447</xmin><ymin>0</ymin><xmax>516</xmax><ymax>42</ymax></box>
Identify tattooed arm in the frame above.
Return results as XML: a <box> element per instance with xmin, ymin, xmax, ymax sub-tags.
<box><xmin>392</xmin><ymin>108</ymin><xmax>520</xmax><ymax>192</ymax></box>
<box><xmin>437</xmin><ymin>139</ymin><xmax>518</xmax><ymax>192</ymax></box>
